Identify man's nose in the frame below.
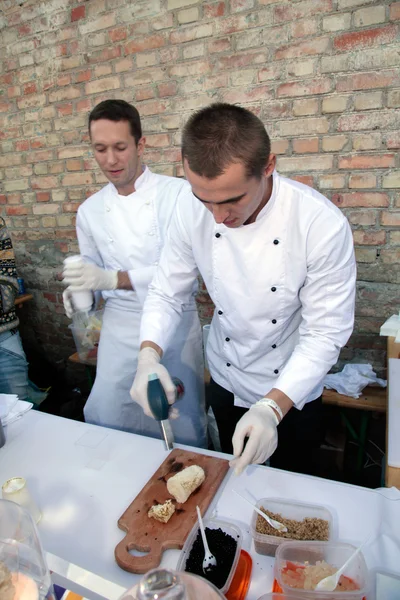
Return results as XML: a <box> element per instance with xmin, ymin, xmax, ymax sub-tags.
<box><xmin>212</xmin><ymin>203</ymin><xmax>228</xmax><ymax>224</ymax></box>
<box><xmin>106</xmin><ymin>149</ymin><xmax>118</xmax><ymax>165</ymax></box>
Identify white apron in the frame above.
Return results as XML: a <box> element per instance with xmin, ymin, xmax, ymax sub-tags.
<box><xmin>77</xmin><ymin>169</ymin><xmax>207</xmax><ymax>448</ymax></box>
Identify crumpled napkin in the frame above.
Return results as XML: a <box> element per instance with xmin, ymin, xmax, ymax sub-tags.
<box><xmin>0</xmin><ymin>394</ymin><xmax>33</xmax><ymax>425</ymax></box>
<box><xmin>324</xmin><ymin>363</ymin><xmax>386</xmax><ymax>399</ymax></box>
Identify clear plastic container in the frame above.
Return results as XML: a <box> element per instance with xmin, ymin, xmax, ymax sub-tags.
<box><xmin>251</xmin><ymin>498</ymin><xmax>335</xmax><ymax>557</ymax></box>
<box><xmin>68</xmin><ymin>309</ymin><xmax>103</xmax><ymax>364</ymax></box>
<box><xmin>258</xmin><ymin>594</ymin><xmax>312</xmax><ymax>600</ymax></box>
<box><xmin>119</xmin><ymin>568</ymin><xmax>226</xmax><ymax>599</ymax></box>
<box><xmin>275</xmin><ymin>541</ymin><xmax>369</xmax><ymax>599</ymax></box>
<box><xmin>0</xmin><ymin>499</ymin><xmax>55</xmax><ymax>599</ymax></box>
<box><xmin>176</xmin><ymin>518</ymin><xmax>242</xmax><ymax>595</ymax></box>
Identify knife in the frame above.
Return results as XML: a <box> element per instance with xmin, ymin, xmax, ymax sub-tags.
<box><xmin>147</xmin><ymin>373</ymin><xmax>175</xmax><ymax>450</ymax></box>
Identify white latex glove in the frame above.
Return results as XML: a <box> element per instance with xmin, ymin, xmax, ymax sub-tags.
<box><xmin>130</xmin><ymin>347</ymin><xmax>177</xmax><ymax>418</ymax></box>
<box><xmin>229</xmin><ymin>404</ymin><xmax>279</xmax><ymax>476</ymax></box>
<box><xmin>62</xmin><ymin>288</ymin><xmax>74</xmax><ymax>318</ymax></box>
<box><xmin>63</xmin><ymin>261</ymin><xmax>118</xmax><ymax>291</ymax></box>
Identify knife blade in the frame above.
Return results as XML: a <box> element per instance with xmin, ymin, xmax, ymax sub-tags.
<box><xmin>147</xmin><ymin>373</ymin><xmax>175</xmax><ymax>450</ymax></box>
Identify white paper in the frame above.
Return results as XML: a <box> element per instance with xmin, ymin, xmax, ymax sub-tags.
<box><xmin>2</xmin><ymin>399</ymin><xmax>33</xmax><ymax>425</ymax></box>
<box><xmin>388</xmin><ymin>358</ymin><xmax>400</xmax><ymax>467</ymax></box>
<box><xmin>0</xmin><ymin>393</ymin><xmax>18</xmax><ymax>419</ymax></box>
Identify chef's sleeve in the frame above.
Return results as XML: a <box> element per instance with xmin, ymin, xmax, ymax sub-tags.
<box><xmin>273</xmin><ymin>213</ymin><xmax>356</xmax><ymax>410</ymax></box>
<box><xmin>139</xmin><ymin>195</ymin><xmax>199</xmax><ymax>353</ymax></box>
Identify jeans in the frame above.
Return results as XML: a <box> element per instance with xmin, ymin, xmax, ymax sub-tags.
<box><xmin>0</xmin><ymin>329</ymin><xmax>29</xmax><ymax>401</ymax></box>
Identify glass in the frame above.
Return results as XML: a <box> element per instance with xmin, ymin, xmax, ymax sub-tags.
<box><xmin>2</xmin><ymin>477</ymin><xmax>41</xmax><ymax>524</ymax></box>
<box><xmin>0</xmin><ymin>499</ymin><xmax>55</xmax><ymax>599</ymax></box>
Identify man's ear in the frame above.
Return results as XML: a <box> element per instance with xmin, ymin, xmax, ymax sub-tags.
<box><xmin>137</xmin><ymin>136</ymin><xmax>146</xmax><ymax>156</ymax></box>
<box><xmin>264</xmin><ymin>154</ymin><xmax>276</xmax><ymax>178</ymax></box>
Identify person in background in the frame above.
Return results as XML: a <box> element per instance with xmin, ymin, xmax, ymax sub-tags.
<box><xmin>62</xmin><ymin>99</ymin><xmax>207</xmax><ymax>448</ymax></box>
<box><xmin>130</xmin><ymin>103</ymin><xmax>356</xmax><ymax>475</ymax></box>
<box><xmin>0</xmin><ymin>218</ymin><xmax>29</xmax><ymax>401</ymax></box>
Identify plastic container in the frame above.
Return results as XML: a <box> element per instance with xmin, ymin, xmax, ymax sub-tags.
<box><xmin>0</xmin><ymin>499</ymin><xmax>55</xmax><ymax>599</ymax></box>
<box><xmin>258</xmin><ymin>594</ymin><xmax>311</xmax><ymax>600</ymax></box>
<box><xmin>274</xmin><ymin>541</ymin><xmax>369</xmax><ymax>599</ymax></box>
<box><xmin>176</xmin><ymin>518</ymin><xmax>242</xmax><ymax>595</ymax></box>
<box><xmin>119</xmin><ymin>568</ymin><xmax>225</xmax><ymax>599</ymax></box>
<box><xmin>63</xmin><ymin>255</ymin><xmax>93</xmax><ymax>313</ymax></box>
<box><xmin>69</xmin><ymin>309</ymin><xmax>103</xmax><ymax>365</ymax></box>
<box><xmin>251</xmin><ymin>498</ymin><xmax>334</xmax><ymax>557</ymax></box>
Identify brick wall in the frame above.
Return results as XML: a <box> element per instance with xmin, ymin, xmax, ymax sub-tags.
<box><xmin>0</xmin><ymin>0</ymin><xmax>399</xmax><ymax>379</ymax></box>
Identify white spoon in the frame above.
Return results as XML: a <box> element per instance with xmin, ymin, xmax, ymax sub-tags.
<box><xmin>315</xmin><ymin>538</ymin><xmax>370</xmax><ymax>592</ymax></box>
<box><xmin>196</xmin><ymin>505</ymin><xmax>217</xmax><ymax>574</ymax></box>
<box><xmin>233</xmin><ymin>490</ymin><xmax>288</xmax><ymax>533</ymax></box>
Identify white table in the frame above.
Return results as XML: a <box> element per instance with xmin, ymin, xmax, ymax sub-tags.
<box><xmin>1</xmin><ymin>411</ymin><xmax>399</xmax><ymax>599</ymax></box>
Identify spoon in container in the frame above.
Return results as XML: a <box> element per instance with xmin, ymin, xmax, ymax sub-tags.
<box><xmin>315</xmin><ymin>536</ymin><xmax>371</xmax><ymax>592</ymax></box>
<box><xmin>196</xmin><ymin>505</ymin><xmax>217</xmax><ymax>574</ymax></box>
<box><xmin>233</xmin><ymin>490</ymin><xmax>288</xmax><ymax>533</ymax></box>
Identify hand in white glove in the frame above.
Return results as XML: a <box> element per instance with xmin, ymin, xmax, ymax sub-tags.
<box><xmin>229</xmin><ymin>404</ymin><xmax>279</xmax><ymax>476</ymax></box>
<box><xmin>63</xmin><ymin>261</ymin><xmax>118</xmax><ymax>291</ymax></box>
<box><xmin>130</xmin><ymin>347</ymin><xmax>177</xmax><ymax>418</ymax></box>
<box><xmin>62</xmin><ymin>288</ymin><xmax>74</xmax><ymax>318</ymax></box>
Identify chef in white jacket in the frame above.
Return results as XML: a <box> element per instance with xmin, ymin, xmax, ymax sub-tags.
<box><xmin>130</xmin><ymin>103</ymin><xmax>356</xmax><ymax>475</ymax></box>
<box><xmin>62</xmin><ymin>99</ymin><xmax>207</xmax><ymax>448</ymax></box>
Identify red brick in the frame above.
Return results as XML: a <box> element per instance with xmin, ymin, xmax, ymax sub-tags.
<box><xmin>77</xmin><ymin>99</ymin><xmax>92</xmax><ymax>113</ymax></box>
<box><xmin>338</xmin><ymin>154</ymin><xmax>395</xmax><ymax>169</ymax></box>
<box><xmin>18</xmin><ymin>23</ymin><xmax>32</xmax><ymax>35</ymax></box>
<box><xmin>71</xmin><ymin>5</ymin><xmax>85</xmax><ymax>22</ymax></box>
<box><xmin>158</xmin><ymin>81</ymin><xmax>177</xmax><ymax>97</ymax></box>
<box><xmin>146</xmin><ymin>134</ymin><xmax>170</xmax><ymax>148</ymax></box>
<box><xmin>62</xmin><ymin>202</ymin><xmax>81</xmax><ymax>213</ymax></box>
<box><xmin>0</xmin><ymin>102</ymin><xmax>13</xmax><ymax>113</ymax></box>
<box><xmin>0</xmin><ymin>74</ymin><xmax>14</xmax><ymax>86</ymax></box>
<box><xmin>203</xmin><ymin>2</ymin><xmax>226</xmax><ymax>18</ymax></box>
<box><xmin>0</xmin><ymin>195</ymin><xmax>6</xmax><ymax>205</ymax></box>
<box><xmin>222</xmin><ymin>86</ymin><xmax>273</xmax><ymax>104</ymax></box>
<box><xmin>55</xmin><ymin>242</ymin><xmax>69</xmax><ymax>253</ymax></box>
<box><xmin>170</xmin><ymin>23</ymin><xmax>213</xmax><ymax>44</ymax></box>
<box><xmin>387</xmin><ymin>132</ymin><xmax>400</xmax><ymax>149</ymax></box>
<box><xmin>66</xmin><ymin>159</ymin><xmax>83</xmax><ymax>171</ymax></box>
<box><xmin>57</xmin><ymin>75</ymin><xmax>72</xmax><ymax>87</ymax></box>
<box><xmin>334</xmin><ymin>25</ymin><xmax>397</xmax><ymax>52</ymax></box>
<box><xmin>57</xmin><ymin>103</ymin><xmax>73</xmax><ymax>116</ymax></box>
<box><xmin>7</xmin><ymin>86</ymin><xmax>20</xmax><ymax>99</ymax></box>
<box><xmin>62</xmin><ymin>173</ymin><xmax>94</xmax><ymax>186</ymax></box>
<box><xmin>135</xmin><ymin>86</ymin><xmax>156</xmax><ymax>101</ymax></box>
<box><xmin>26</xmin><ymin>150</ymin><xmax>54</xmax><ymax>163</ymax></box>
<box><xmin>353</xmin><ymin>230</ymin><xmax>386</xmax><ymax>245</ymax></box>
<box><xmin>125</xmin><ymin>34</ymin><xmax>165</xmax><ymax>55</ymax></box>
<box><xmin>6</xmin><ymin>194</ymin><xmax>21</xmax><ymax>205</ymax></box>
<box><xmin>381</xmin><ymin>211</ymin><xmax>400</xmax><ymax>226</ymax></box>
<box><xmin>291</xmin><ymin>175</ymin><xmax>314</xmax><ymax>187</ymax></box>
<box><xmin>16</xmin><ymin>140</ymin><xmax>30</xmax><ymax>152</ymax></box>
<box><xmin>274</xmin><ymin>0</ymin><xmax>332</xmax><ymax>22</ymax></box>
<box><xmin>338</xmin><ymin>111</ymin><xmax>398</xmax><ymax>132</ymax></box>
<box><xmin>36</xmin><ymin>192</ymin><xmax>50</xmax><ymax>202</ymax></box>
<box><xmin>31</xmin><ymin>138</ymin><xmax>47</xmax><ymax>150</ymax></box>
<box><xmin>293</xmin><ymin>138</ymin><xmax>319</xmax><ymax>153</ymax></box>
<box><xmin>275</xmin><ymin>37</ymin><xmax>330</xmax><ymax>60</ymax></box>
<box><xmin>208</xmin><ymin>38</ymin><xmax>231</xmax><ymax>53</ymax></box>
<box><xmin>23</xmin><ymin>82</ymin><xmax>37</xmax><ymax>95</ymax></box>
<box><xmin>31</xmin><ymin>176</ymin><xmax>59</xmax><ymax>189</ymax></box>
<box><xmin>75</xmin><ymin>70</ymin><xmax>92</xmax><ymax>83</ymax></box>
<box><xmin>216</xmin><ymin>50</ymin><xmax>266</xmax><ymax>70</ymax></box>
<box><xmin>87</xmin><ymin>47</ymin><xmax>121</xmax><ymax>64</ymax></box>
<box><xmin>6</xmin><ymin>206</ymin><xmax>30</xmax><ymax>216</ymax></box>
<box><xmin>390</xmin><ymin>2</ymin><xmax>400</xmax><ymax>20</ymax></box>
<box><xmin>109</xmin><ymin>27</ymin><xmax>127</xmax><ymax>42</ymax></box>
<box><xmin>277</xmin><ymin>78</ymin><xmax>332</xmax><ymax>98</ymax></box>
<box><xmin>331</xmin><ymin>193</ymin><xmax>389</xmax><ymax>208</ymax></box>
<box><xmin>336</xmin><ymin>70</ymin><xmax>400</xmax><ymax>92</ymax></box>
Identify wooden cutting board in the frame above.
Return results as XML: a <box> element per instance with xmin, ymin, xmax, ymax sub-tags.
<box><xmin>115</xmin><ymin>448</ymin><xmax>230</xmax><ymax>574</ymax></box>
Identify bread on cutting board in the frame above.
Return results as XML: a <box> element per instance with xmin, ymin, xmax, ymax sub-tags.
<box><xmin>167</xmin><ymin>465</ymin><xmax>205</xmax><ymax>504</ymax></box>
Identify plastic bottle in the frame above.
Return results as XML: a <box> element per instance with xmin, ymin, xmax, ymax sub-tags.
<box><xmin>63</xmin><ymin>255</ymin><xmax>93</xmax><ymax>314</ymax></box>
<box><xmin>0</xmin><ymin>418</ymin><xmax>5</xmax><ymax>448</ymax></box>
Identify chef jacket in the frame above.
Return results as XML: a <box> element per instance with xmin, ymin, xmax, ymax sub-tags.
<box><xmin>140</xmin><ymin>170</ymin><xmax>356</xmax><ymax>410</ymax></box>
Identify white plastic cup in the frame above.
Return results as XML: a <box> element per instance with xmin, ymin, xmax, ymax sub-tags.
<box><xmin>63</xmin><ymin>255</ymin><xmax>93</xmax><ymax>312</ymax></box>
<box><xmin>2</xmin><ymin>477</ymin><xmax>42</xmax><ymax>524</ymax></box>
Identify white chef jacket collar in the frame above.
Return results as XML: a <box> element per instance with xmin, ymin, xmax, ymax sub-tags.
<box><xmin>109</xmin><ymin>165</ymin><xmax>150</xmax><ymax>197</ymax></box>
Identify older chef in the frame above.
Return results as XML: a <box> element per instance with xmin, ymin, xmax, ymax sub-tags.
<box><xmin>62</xmin><ymin>99</ymin><xmax>207</xmax><ymax>448</ymax></box>
<box><xmin>130</xmin><ymin>103</ymin><xmax>356</xmax><ymax>475</ymax></box>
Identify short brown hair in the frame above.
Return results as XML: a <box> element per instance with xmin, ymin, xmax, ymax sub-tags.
<box><xmin>89</xmin><ymin>99</ymin><xmax>142</xmax><ymax>144</ymax></box>
<box><xmin>181</xmin><ymin>103</ymin><xmax>271</xmax><ymax>180</ymax></box>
